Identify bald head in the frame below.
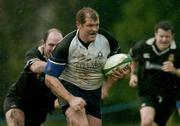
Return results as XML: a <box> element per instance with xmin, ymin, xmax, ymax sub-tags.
<box><xmin>43</xmin><ymin>28</ymin><xmax>63</xmax><ymax>58</ymax></box>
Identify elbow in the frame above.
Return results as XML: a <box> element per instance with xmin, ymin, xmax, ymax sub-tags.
<box><xmin>45</xmin><ymin>74</ymin><xmax>53</xmax><ymax>88</ymax></box>
<box><xmin>31</xmin><ymin>66</ymin><xmax>38</xmax><ymax>73</ymax></box>
<box><xmin>30</xmin><ymin>61</ymin><xmax>46</xmax><ymax>74</ymax></box>
<box><xmin>45</xmin><ymin>74</ymin><xmax>59</xmax><ymax>88</ymax></box>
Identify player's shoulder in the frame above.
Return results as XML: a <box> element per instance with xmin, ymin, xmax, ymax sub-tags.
<box><xmin>98</xmin><ymin>28</ymin><xmax>118</xmax><ymax>42</ymax></box>
<box><xmin>61</xmin><ymin>30</ymin><xmax>76</xmax><ymax>43</ymax></box>
<box><xmin>55</xmin><ymin>30</ymin><xmax>76</xmax><ymax>50</ymax></box>
<box><xmin>25</xmin><ymin>46</ymin><xmax>39</xmax><ymax>56</ymax></box>
<box><xmin>133</xmin><ymin>39</ymin><xmax>149</xmax><ymax>50</ymax></box>
<box><xmin>25</xmin><ymin>46</ymin><xmax>43</xmax><ymax>60</ymax></box>
<box><xmin>175</xmin><ymin>41</ymin><xmax>180</xmax><ymax>49</ymax></box>
<box><xmin>173</xmin><ymin>41</ymin><xmax>180</xmax><ymax>56</ymax></box>
<box><xmin>98</xmin><ymin>28</ymin><xmax>120</xmax><ymax>53</ymax></box>
<box><xmin>50</xmin><ymin>30</ymin><xmax>77</xmax><ymax>61</ymax></box>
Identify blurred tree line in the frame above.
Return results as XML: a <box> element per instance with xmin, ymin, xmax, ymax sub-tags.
<box><xmin>0</xmin><ymin>0</ymin><xmax>180</xmax><ymax>120</ymax></box>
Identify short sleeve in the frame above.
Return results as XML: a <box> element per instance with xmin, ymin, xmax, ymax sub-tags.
<box><xmin>129</xmin><ymin>40</ymin><xmax>144</xmax><ymax>61</ymax></box>
<box><xmin>24</xmin><ymin>47</ymin><xmax>42</xmax><ymax>71</ymax></box>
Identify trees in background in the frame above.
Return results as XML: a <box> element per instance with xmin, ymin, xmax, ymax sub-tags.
<box><xmin>0</xmin><ymin>0</ymin><xmax>180</xmax><ymax>116</ymax></box>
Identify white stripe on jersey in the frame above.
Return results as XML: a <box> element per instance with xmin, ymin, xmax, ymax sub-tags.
<box><xmin>48</xmin><ymin>59</ymin><xmax>66</xmax><ymax>65</ymax></box>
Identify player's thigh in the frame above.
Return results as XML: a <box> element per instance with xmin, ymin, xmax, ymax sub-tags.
<box><xmin>87</xmin><ymin>114</ymin><xmax>102</xmax><ymax>126</ymax></box>
<box><xmin>5</xmin><ymin>108</ymin><xmax>25</xmax><ymax>126</ymax></box>
<box><xmin>65</xmin><ymin>107</ymin><xmax>89</xmax><ymax>126</ymax></box>
<box><xmin>140</xmin><ymin>106</ymin><xmax>155</xmax><ymax>122</ymax></box>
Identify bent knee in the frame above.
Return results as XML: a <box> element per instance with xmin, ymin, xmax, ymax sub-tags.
<box><xmin>141</xmin><ymin>119</ymin><xmax>154</xmax><ymax>126</ymax></box>
<box><xmin>66</xmin><ymin>108</ymin><xmax>89</xmax><ymax>126</ymax></box>
<box><xmin>5</xmin><ymin>108</ymin><xmax>25</xmax><ymax>126</ymax></box>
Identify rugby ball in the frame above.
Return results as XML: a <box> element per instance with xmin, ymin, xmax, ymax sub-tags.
<box><xmin>103</xmin><ymin>53</ymin><xmax>132</xmax><ymax>76</ymax></box>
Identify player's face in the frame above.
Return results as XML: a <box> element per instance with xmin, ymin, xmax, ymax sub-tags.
<box><xmin>78</xmin><ymin>16</ymin><xmax>99</xmax><ymax>43</ymax></box>
<box><xmin>44</xmin><ymin>32</ymin><xmax>63</xmax><ymax>58</ymax></box>
<box><xmin>155</xmin><ymin>28</ymin><xmax>173</xmax><ymax>51</ymax></box>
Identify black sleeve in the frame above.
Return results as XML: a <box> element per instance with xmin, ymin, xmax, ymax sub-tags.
<box><xmin>24</xmin><ymin>47</ymin><xmax>41</xmax><ymax>71</ymax></box>
<box><xmin>50</xmin><ymin>30</ymin><xmax>76</xmax><ymax>63</ymax></box>
<box><xmin>99</xmin><ymin>28</ymin><xmax>121</xmax><ymax>57</ymax></box>
<box><xmin>25</xmin><ymin>47</ymin><xmax>40</xmax><ymax>62</ymax></box>
<box><xmin>174</xmin><ymin>42</ymin><xmax>180</xmax><ymax>68</ymax></box>
<box><xmin>129</xmin><ymin>40</ymin><xmax>145</xmax><ymax>61</ymax></box>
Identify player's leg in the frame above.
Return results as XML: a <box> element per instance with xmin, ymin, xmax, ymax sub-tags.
<box><xmin>154</xmin><ymin>99</ymin><xmax>175</xmax><ymax>126</ymax></box>
<box><xmin>5</xmin><ymin>108</ymin><xmax>25</xmax><ymax>126</ymax></box>
<box><xmin>85</xmin><ymin>87</ymin><xmax>102</xmax><ymax>126</ymax></box>
<box><xmin>4</xmin><ymin>96</ymin><xmax>25</xmax><ymax>126</ymax></box>
<box><xmin>65</xmin><ymin>107</ymin><xmax>89</xmax><ymax>126</ymax></box>
<box><xmin>87</xmin><ymin>114</ymin><xmax>102</xmax><ymax>126</ymax></box>
<box><xmin>139</xmin><ymin>96</ymin><xmax>159</xmax><ymax>126</ymax></box>
<box><xmin>140</xmin><ymin>106</ymin><xmax>158</xmax><ymax>126</ymax></box>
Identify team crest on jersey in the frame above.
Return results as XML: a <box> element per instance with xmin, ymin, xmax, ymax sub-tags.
<box><xmin>97</xmin><ymin>51</ymin><xmax>103</xmax><ymax>58</ymax></box>
<box><xmin>143</xmin><ymin>53</ymin><xmax>150</xmax><ymax>59</ymax></box>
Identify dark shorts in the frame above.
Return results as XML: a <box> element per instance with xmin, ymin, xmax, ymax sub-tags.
<box><xmin>139</xmin><ymin>95</ymin><xmax>176</xmax><ymax>126</ymax></box>
<box><xmin>61</xmin><ymin>81</ymin><xmax>102</xmax><ymax>119</ymax></box>
<box><xmin>4</xmin><ymin>96</ymin><xmax>49</xmax><ymax>126</ymax></box>
<box><xmin>4</xmin><ymin>96</ymin><xmax>23</xmax><ymax>114</ymax></box>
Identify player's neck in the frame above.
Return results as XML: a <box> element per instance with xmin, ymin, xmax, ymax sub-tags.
<box><xmin>78</xmin><ymin>35</ymin><xmax>90</xmax><ymax>49</ymax></box>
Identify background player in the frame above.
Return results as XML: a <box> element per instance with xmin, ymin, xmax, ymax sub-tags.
<box><xmin>129</xmin><ymin>21</ymin><xmax>180</xmax><ymax>126</ymax></box>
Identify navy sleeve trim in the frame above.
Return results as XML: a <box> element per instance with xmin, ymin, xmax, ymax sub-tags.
<box><xmin>44</xmin><ymin>59</ymin><xmax>66</xmax><ymax>77</ymax></box>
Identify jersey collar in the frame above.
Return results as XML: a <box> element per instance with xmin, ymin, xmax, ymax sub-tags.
<box><xmin>38</xmin><ymin>45</ymin><xmax>47</xmax><ymax>61</ymax></box>
<box><xmin>146</xmin><ymin>38</ymin><xmax>176</xmax><ymax>56</ymax></box>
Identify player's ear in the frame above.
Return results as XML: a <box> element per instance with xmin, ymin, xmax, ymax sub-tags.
<box><xmin>154</xmin><ymin>31</ymin><xmax>157</xmax><ymax>37</ymax></box>
<box><xmin>76</xmin><ymin>21</ymin><xmax>82</xmax><ymax>29</ymax></box>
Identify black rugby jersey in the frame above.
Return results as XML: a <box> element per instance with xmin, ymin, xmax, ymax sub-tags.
<box><xmin>25</xmin><ymin>46</ymin><xmax>46</xmax><ymax>71</ymax></box>
<box><xmin>6</xmin><ymin>47</ymin><xmax>56</xmax><ymax>112</ymax></box>
<box><xmin>130</xmin><ymin>38</ymin><xmax>180</xmax><ymax>97</ymax></box>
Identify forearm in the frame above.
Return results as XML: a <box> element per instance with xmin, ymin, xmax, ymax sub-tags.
<box><xmin>129</xmin><ymin>61</ymin><xmax>138</xmax><ymax>87</ymax></box>
<box><xmin>174</xmin><ymin>68</ymin><xmax>180</xmax><ymax>77</ymax></box>
<box><xmin>103</xmin><ymin>76</ymin><xmax>117</xmax><ymax>92</ymax></box>
<box><xmin>130</xmin><ymin>61</ymin><xmax>138</xmax><ymax>75</ymax></box>
<box><xmin>30</xmin><ymin>61</ymin><xmax>47</xmax><ymax>74</ymax></box>
<box><xmin>45</xmin><ymin>75</ymin><xmax>73</xmax><ymax>102</ymax></box>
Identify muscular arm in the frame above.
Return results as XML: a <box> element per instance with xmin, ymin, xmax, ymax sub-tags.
<box><xmin>25</xmin><ymin>46</ymin><xmax>47</xmax><ymax>74</ymax></box>
<box><xmin>29</xmin><ymin>60</ymin><xmax>46</xmax><ymax>74</ymax></box>
<box><xmin>45</xmin><ymin>75</ymin><xmax>72</xmax><ymax>101</ymax></box>
<box><xmin>101</xmin><ymin>66</ymin><xmax>131</xmax><ymax>99</ymax></box>
<box><xmin>45</xmin><ymin>75</ymin><xmax>86</xmax><ymax>111</ymax></box>
<box><xmin>129</xmin><ymin>61</ymin><xmax>138</xmax><ymax>87</ymax></box>
<box><xmin>101</xmin><ymin>76</ymin><xmax>116</xmax><ymax>100</ymax></box>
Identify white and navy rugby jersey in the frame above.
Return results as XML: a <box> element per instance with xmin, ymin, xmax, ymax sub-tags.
<box><xmin>45</xmin><ymin>29</ymin><xmax>121</xmax><ymax>90</ymax></box>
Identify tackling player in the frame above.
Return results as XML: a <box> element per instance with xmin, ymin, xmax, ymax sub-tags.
<box><xmin>4</xmin><ymin>28</ymin><xmax>63</xmax><ymax>126</ymax></box>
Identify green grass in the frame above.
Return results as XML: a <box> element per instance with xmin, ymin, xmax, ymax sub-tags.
<box><xmin>1</xmin><ymin>118</ymin><xmax>180</xmax><ymax>126</ymax></box>
<box><xmin>1</xmin><ymin>109</ymin><xmax>180</xmax><ymax>126</ymax></box>
<box><xmin>43</xmin><ymin>119</ymin><xmax>140</xmax><ymax>126</ymax></box>
<box><xmin>41</xmin><ymin>110</ymin><xmax>180</xmax><ymax>126</ymax></box>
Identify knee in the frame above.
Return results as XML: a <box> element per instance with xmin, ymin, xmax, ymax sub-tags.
<box><xmin>66</xmin><ymin>108</ymin><xmax>89</xmax><ymax>126</ymax></box>
<box><xmin>141</xmin><ymin>118</ymin><xmax>154</xmax><ymax>126</ymax></box>
<box><xmin>66</xmin><ymin>116</ymin><xmax>89</xmax><ymax>126</ymax></box>
<box><xmin>5</xmin><ymin>108</ymin><xmax>25</xmax><ymax>126</ymax></box>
